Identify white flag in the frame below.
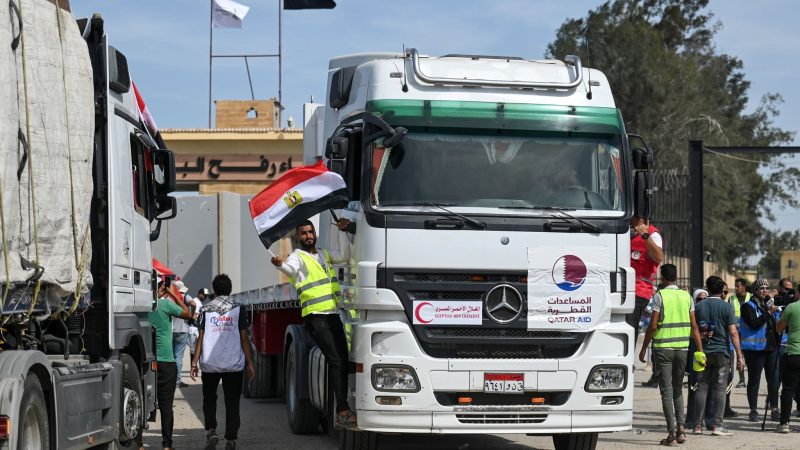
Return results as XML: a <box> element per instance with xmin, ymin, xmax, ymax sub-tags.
<box><xmin>212</xmin><ymin>0</ymin><xmax>250</xmax><ymax>28</ymax></box>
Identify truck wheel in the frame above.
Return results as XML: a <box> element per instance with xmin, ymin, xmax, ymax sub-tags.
<box><xmin>285</xmin><ymin>341</ymin><xmax>320</xmax><ymax>434</ymax></box>
<box><xmin>339</xmin><ymin>429</ymin><xmax>378</xmax><ymax>450</ymax></box>
<box><xmin>243</xmin><ymin>352</ymin><xmax>272</xmax><ymax>398</ymax></box>
<box><xmin>18</xmin><ymin>374</ymin><xmax>49</xmax><ymax>450</ymax></box>
<box><xmin>105</xmin><ymin>354</ymin><xmax>144</xmax><ymax>449</ymax></box>
<box><xmin>552</xmin><ymin>432</ymin><xmax>598</xmax><ymax>450</ymax></box>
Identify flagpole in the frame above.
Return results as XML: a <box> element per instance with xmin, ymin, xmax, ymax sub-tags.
<box><xmin>208</xmin><ymin>0</ymin><xmax>214</xmax><ymax>128</ymax></box>
<box><xmin>277</xmin><ymin>0</ymin><xmax>283</xmax><ymax>127</ymax></box>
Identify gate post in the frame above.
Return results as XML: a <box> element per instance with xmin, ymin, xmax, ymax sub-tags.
<box><xmin>689</xmin><ymin>140</ymin><xmax>704</xmax><ymax>290</ymax></box>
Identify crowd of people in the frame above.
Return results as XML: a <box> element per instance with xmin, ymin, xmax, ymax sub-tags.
<box><xmin>148</xmin><ymin>274</ymin><xmax>254</xmax><ymax>450</ymax></box>
<box><xmin>632</xmin><ymin>216</ymin><xmax>800</xmax><ymax>445</ymax></box>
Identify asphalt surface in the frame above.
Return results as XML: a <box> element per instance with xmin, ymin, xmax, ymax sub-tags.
<box><xmin>139</xmin><ymin>352</ymin><xmax>798</xmax><ymax>449</ymax></box>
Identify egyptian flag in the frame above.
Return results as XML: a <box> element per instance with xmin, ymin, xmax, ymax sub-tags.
<box><xmin>132</xmin><ymin>81</ymin><xmax>166</xmax><ymax>148</ymax></box>
<box><xmin>249</xmin><ymin>160</ymin><xmax>349</xmax><ymax>249</ymax></box>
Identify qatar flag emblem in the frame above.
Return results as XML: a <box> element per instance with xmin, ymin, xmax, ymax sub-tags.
<box><xmin>552</xmin><ymin>255</ymin><xmax>587</xmax><ymax>291</ymax></box>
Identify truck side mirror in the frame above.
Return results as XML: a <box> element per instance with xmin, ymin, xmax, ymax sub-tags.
<box><xmin>152</xmin><ymin>149</ymin><xmax>176</xmax><ymax>195</ymax></box>
<box><xmin>633</xmin><ymin>171</ymin><xmax>653</xmax><ymax>219</ymax></box>
<box><xmin>150</xmin><ymin>196</ymin><xmax>176</xmax><ymax>241</ymax></box>
<box><xmin>632</xmin><ymin>147</ymin><xmax>652</xmax><ymax>170</ymax></box>
<box><xmin>383</xmin><ymin>127</ymin><xmax>408</xmax><ymax>148</ymax></box>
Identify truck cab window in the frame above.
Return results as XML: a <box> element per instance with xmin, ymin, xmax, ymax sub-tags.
<box><xmin>130</xmin><ymin>133</ymin><xmax>154</xmax><ymax>219</ymax></box>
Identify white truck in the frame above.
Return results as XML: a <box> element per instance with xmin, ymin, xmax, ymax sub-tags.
<box><xmin>0</xmin><ymin>2</ymin><xmax>176</xmax><ymax>449</ymax></box>
<box><xmin>237</xmin><ymin>48</ymin><xmax>654</xmax><ymax>450</ymax></box>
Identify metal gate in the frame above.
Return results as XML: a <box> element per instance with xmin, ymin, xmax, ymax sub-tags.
<box><xmin>650</xmin><ymin>167</ymin><xmax>691</xmax><ymax>288</ymax></box>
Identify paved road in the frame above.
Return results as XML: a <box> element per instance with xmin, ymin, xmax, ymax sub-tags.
<box><xmin>141</xmin><ymin>355</ymin><xmax>797</xmax><ymax>449</ymax></box>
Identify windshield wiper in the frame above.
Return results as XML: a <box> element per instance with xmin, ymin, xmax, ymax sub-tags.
<box><xmin>500</xmin><ymin>205</ymin><xmax>602</xmax><ymax>233</ymax></box>
<box><xmin>381</xmin><ymin>202</ymin><xmax>487</xmax><ymax>230</ymax></box>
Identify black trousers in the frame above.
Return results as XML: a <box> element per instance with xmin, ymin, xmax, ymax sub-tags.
<box><xmin>781</xmin><ymin>354</ymin><xmax>800</xmax><ymax>424</ymax></box>
<box><xmin>625</xmin><ymin>296</ymin><xmax>650</xmax><ymax>346</ymax></box>
<box><xmin>305</xmin><ymin>313</ymin><xmax>350</xmax><ymax>413</ymax></box>
<box><xmin>156</xmin><ymin>361</ymin><xmax>178</xmax><ymax>448</ymax></box>
<box><xmin>744</xmin><ymin>350</ymin><xmax>780</xmax><ymax>411</ymax></box>
<box><xmin>202</xmin><ymin>371</ymin><xmax>244</xmax><ymax>440</ymax></box>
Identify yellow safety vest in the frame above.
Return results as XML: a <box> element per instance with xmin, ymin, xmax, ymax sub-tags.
<box><xmin>729</xmin><ymin>293</ymin><xmax>748</xmax><ymax>320</ymax></box>
<box><xmin>293</xmin><ymin>250</ymin><xmax>341</xmax><ymax>317</ymax></box>
<box><xmin>653</xmin><ymin>288</ymin><xmax>692</xmax><ymax>349</ymax></box>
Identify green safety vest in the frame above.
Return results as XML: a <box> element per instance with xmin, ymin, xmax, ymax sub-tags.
<box><xmin>653</xmin><ymin>289</ymin><xmax>692</xmax><ymax>349</ymax></box>
<box><xmin>293</xmin><ymin>250</ymin><xmax>341</xmax><ymax>317</ymax></box>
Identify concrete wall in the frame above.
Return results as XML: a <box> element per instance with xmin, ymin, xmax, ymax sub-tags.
<box><xmin>153</xmin><ymin>193</ymin><xmax>284</xmax><ymax>294</ymax></box>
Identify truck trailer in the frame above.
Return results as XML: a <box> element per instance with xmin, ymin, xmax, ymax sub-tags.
<box><xmin>237</xmin><ymin>48</ymin><xmax>654</xmax><ymax>450</ymax></box>
<box><xmin>0</xmin><ymin>1</ymin><xmax>177</xmax><ymax>448</ymax></box>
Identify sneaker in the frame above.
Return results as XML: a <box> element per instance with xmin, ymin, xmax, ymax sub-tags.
<box><xmin>771</xmin><ymin>409</ymin><xmax>781</xmax><ymax>422</ymax></box>
<box><xmin>178</xmin><ymin>381</ymin><xmax>190</xmax><ymax>388</ymax></box>
<box><xmin>749</xmin><ymin>410</ymin><xmax>760</xmax><ymax>422</ymax></box>
<box><xmin>692</xmin><ymin>425</ymin><xmax>703</xmax><ymax>435</ymax></box>
<box><xmin>711</xmin><ymin>426</ymin><xmax>733</xmax><ymax>436</ymax></box>
<box><xmin>205</xmin><ymin>429</ymin><xmax>219</xmax><ymax>450</ymax></box>
<box><xmin>736</xmin><ymin>380</ymin><xmax>746</xmax><ymax>388</ymax></box>
<box><xmin>777</xmin><ymin>423</ymin><xmax>790</xmax><ymax>434</ymax></box>
<box><xmin>724</xmin><ymin>408</ymin><xmax>739</xmax><ymax>418</ymax></box>
<box><xmin>225</xmin><ymin>441</ymin><xmax>237</xmax><ymax>450</ymax></box>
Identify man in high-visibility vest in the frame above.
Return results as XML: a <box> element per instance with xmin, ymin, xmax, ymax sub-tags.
<box><xmin>639</xmin><ymin>264</ymin><xmax>704</xmax><ymax>445</ymax></box>
<box><xmin>732</xmin><ymin>278</ymin><xmax>750</xmax><ymax>387</ymax></box>
<box><xmin>271</xmin><ymin>218</ymin><xmax>355</xmax><ymax>426</ymax></box>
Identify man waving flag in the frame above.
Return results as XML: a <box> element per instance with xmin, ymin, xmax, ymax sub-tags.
<box><xmin>249</xmin><ymin>160</ymin><xmax>349</xmax><ymax>250</ymax></box>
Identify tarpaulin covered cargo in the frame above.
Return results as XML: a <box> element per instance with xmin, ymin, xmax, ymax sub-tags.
<box><xmin>1</xmin><ymin>0</ymin><xmax>94</xmax><ymax>303</ymax></box>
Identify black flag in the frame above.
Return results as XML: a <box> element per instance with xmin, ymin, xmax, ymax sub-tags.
<box><xmin>284</xmin><ymin>0</ymin><xmax>336</xmax><ymax>10</ymax></box>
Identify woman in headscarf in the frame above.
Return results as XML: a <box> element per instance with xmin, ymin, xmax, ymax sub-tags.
<box><xmin>740</xmin><ymin>279</ymin><xmax>781</xmax><ymax>422</ymax></box>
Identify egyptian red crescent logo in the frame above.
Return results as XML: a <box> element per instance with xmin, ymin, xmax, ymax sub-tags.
<box><xmin>552</xmin><ymin>255</ymin><xmax>587</xmax><ymax>292</ymax></box>
<box><xmin>414</xmin><ymin>301</ymin><xmax>434</xmax><ymax>324</ymax></box>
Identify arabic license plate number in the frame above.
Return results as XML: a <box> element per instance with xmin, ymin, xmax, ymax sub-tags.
<box><xmin>484</xmin><ymin>373</ymin><xmax>524</xmax><ymax>393</ymax></box>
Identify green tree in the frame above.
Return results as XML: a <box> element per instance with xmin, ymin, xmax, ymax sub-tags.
<box><xmin>547</xmin><ymin>0</ymin><xmax>796</xmax><ymax>269</ymax></box>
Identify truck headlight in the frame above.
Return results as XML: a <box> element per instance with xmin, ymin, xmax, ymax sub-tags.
<box><xmin>585</xmin><ymin>365</ymin><xmax>627</xmax><ymax>392</ymax></box>
<box><xmin>371</xmin><ymin>365</ymin><xmax>420</xmax><ymax>393</ymax></box>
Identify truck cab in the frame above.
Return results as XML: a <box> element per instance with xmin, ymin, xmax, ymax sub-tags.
<box><xmin>302</xmin><ymin>48</ymin><xmax>653</xmax><ymax>449</ymax></box>
<box><xmin>0</xmin><ymin>6</ymin><xmax>176</xmax><ymax>449</ymax></box>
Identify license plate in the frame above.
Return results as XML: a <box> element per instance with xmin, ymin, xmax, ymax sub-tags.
<box><xmin>484</xmin><ymin>373</ymin><xmax>524</xmax><ymax>393</ymax></box>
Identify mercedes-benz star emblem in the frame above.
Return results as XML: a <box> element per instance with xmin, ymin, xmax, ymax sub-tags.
<box><xmin>485</xmin><ymin>284</ymin><xmax>524</xmax><ymax>324</ymax></box>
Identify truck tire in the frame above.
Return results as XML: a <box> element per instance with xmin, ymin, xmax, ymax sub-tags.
<box><xmin>339</xmin><ymin>430</ymin><xmax>378</xmax><ymax>450</ymax></box>
<box><xmin>104</xmin><ymin>354</ymin><xmax>144</xmax><ymax>449</ymax></box>
<box><xmin>552</xmin><ymin>432</ymin><xmax>598</xmax><ymax>450</ymax></box>
<box><xmin>243</xmin><ymin>352</ymin><xmax>274</xmax><ymax>398</ymax></box>
<box><xmin>285</xmin><ymin>341</ymin><xmax>320</xmax><ymax>434</ymax></box>
<box><xmin>17</xmin><ymin>374</ymin><xmax>49</xmax><ymax>450</ymax></box>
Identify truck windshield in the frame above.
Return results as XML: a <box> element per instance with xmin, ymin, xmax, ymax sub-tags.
<box><xmin>370</xmin><ymin>132</ymin><xmax>624</xmax><ymax>212</ymax></box>
<box><xmin>366</xmin><ymin>99</ymin><xmax>626</xmax><ymax>213</ymax></box>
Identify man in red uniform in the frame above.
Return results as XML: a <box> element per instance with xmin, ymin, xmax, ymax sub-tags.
<box><xmin>628</xmin><ymin>215</ymin><xmax>664</xmax><ymax>346</ymax></box>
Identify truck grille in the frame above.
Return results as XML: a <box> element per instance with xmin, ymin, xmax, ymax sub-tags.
<box><xmin>378</xmin><ymin>268</ymin><xmax>586</xmax><ymax>359</ymax></box>
<box><xmin>456</xmin><ymin>413</ymin><xmax>547</xmax><ymax>424</ymax></box>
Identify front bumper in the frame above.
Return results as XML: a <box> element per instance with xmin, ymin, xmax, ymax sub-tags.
<box><xmin>351</xmin><ymin>319</ymin><xmax>633</xmax><ymax>434</ymax></box>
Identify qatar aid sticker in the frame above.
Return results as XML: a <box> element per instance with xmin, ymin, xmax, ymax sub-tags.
<box><xmin>527</xmin><ymin>246</ymin><xmax>611</xmax><ymax>330</ymax></box>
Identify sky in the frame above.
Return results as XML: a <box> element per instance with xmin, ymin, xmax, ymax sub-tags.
<box><xmin>72</xmin><ymin>0</ymin><xmax>800</xmax><ymax>230</ymax></box>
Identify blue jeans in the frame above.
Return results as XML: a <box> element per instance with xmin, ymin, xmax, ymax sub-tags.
<box><xmin>173</xmin><ymin>332</ymin><xmax>189</xmax><ymax>383</ymax></box>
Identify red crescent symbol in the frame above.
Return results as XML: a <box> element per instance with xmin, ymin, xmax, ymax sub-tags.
<box><xmin>415</xmin><ymin>302</ymin><xmax>433</xmax><ymax>324</ymax></box>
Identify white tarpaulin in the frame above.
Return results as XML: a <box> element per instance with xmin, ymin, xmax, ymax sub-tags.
<box><xmin>527</xmin><ymin>246</ymin><xmax>611</xmax><ymax>330</ymax></box>
<box><xmin>1</xmin><ymin>0</ymin><xmax>94</xmax><ymax>302</ymax></box>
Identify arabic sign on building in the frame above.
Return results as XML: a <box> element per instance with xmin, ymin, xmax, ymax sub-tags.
<box><xmin>412</xmin><ymin>300</ymin><xmax>483</xmax><ymax>325</ymax></box>
<box><xmin>176</xmin><ymin>154</ymin><xmax>296</xmax><ymax>181</ymax></box>
<box><xmin>527</xmin><ymin>246</ymin><xmax>610</xmax><ymax>330</ymax></box>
